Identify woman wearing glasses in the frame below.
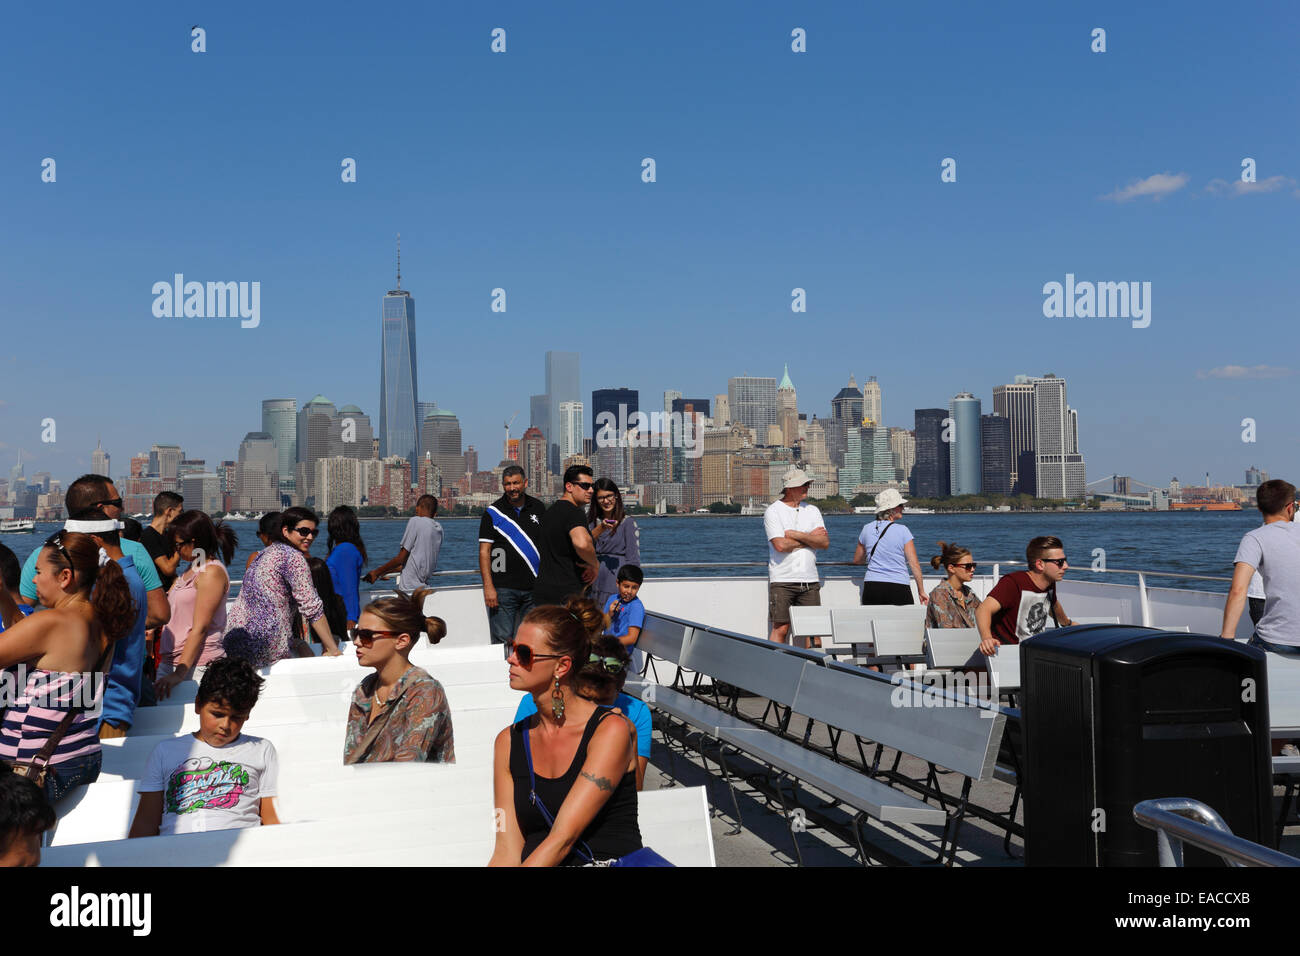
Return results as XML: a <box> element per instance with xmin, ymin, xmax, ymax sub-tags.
<box><xmin>154</xmin><ymin>511</ymin><xmax>237</xmax><ymax>699</ymax></box>
<box><xmin>0</xmin><ymin>532</ymin><xmax>137</xmax><ymax>801</ymax></box>
<box><xmin>489</xmin><ymin>600</ymin><xmax>641</xmax><ymax>866</ymax></box>
<box><xmin>925</xmin><ymin>542</ymin><xmax>982</xmax><ymax>629</ymax></box>
<box><xmin>223</xmin><ymin>507</ymin><xmax>342</xmax><ymax>667</ymax></box>
<box><xmin>587</xmin><ymin>479</ymin><xmax>640</xmax><ymax>614</ymax></box>
<box><xmin>343</xmin><ymin>589</ymin><xmax>454</xmax><ymax>764</ymax></box>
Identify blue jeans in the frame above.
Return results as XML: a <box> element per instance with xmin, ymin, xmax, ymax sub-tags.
<box><xmin>489</xmin><ymin>588</ymin><xmax>536</xmax><ymax>652</ymax></box>
<box><xmin>1247</xmin><ymin>634</ymin><xmax>1300</xmax><ymax>658</ymax></box>
<box><xmin>43</xmin><ymin>750</ymin><xmax>103</xmax><ymax>804</ymax></box>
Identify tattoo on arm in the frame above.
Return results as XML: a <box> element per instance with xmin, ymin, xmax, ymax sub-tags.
<box><xmin>581</xmin><ymin>770</ymin><xmax>615</xmax><ymax>793</ymax></box>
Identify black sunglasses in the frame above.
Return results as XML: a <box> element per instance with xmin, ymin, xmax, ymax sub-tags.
<box><xmin>353</xmin><ymin>628</ymin><xmax>402</xmax><ymax>647</ymax></box>
<box><xmin>507</xmin><ymin>642</ymin><xmax>563</xmax><ymax>668</ymax></box>
<box><xmin>952</xmin><ymin>562</ymin><xmax>977</xmax><ymax>571</ymax></box>
<box><xmin>574</xmin><ymin>482</ymin><xmax>595</xmax><ymax>491</ymax></box>
<box><xmin>91</xmin><ymin>497</ymin><xmax>124</xmax><ymax>510</ymax></box>
<box><xmin>292</xmin><ymin>526</ymin><xmax>319</xmax><ymax>537</ymax></box>
<box><xmin>44</xmin><ymin>533</ymin><xmax>76</xmax><ymax>574</ymax></box>
<box><xmin>1040</xmin><ymin>557</ymin><xmax>1068</xmax><ymax>567</ymax></box>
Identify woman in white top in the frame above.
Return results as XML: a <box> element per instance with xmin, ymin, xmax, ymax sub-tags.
<box><xmin>852</xmin><ymin>489</ymin><xmax>928</xmax><ymax>607</ymax></box>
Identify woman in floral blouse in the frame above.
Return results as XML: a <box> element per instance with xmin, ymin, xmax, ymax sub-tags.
<box><xmin>925</xmin><ymin>541</ymin><xmax>982</xmax><ymax>629</ymax></box>
<box><xmin>343</xmin><ymin>590</ymin><xmax>455</xmax><ymax>764</ymax></box>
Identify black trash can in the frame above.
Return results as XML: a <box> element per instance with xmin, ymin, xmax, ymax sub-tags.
<box><xmin>1021</xmin><ymin>625</ymin><xmax>1272</xmax><ymax>866</ymax></box>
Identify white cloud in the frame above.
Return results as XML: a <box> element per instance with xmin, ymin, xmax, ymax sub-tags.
<box><xmin>1196</xmin><ymin>364</ymin><xmax>1293</xmax><ymax>380</ymax></box>
<box><xmin>1100</xmin><ymin>172</ymin><xmax>1190</xmax><ymax>203</ymax></box>
<box><xmin>1205</xmin><ymin>175</ymin><xmax>1297</xmax><ymax>197</ymax></box>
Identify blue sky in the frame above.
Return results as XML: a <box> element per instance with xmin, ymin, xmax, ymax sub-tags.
<box><xmin>2</xmin><ymin>0</ymin><xmax>1297</xmax><ymax>490</ymax></box>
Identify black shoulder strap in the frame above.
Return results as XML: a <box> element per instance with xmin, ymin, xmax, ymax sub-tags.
<box><xmin>522</xmin><ymin>706</ymin><xmax>617</xmax><ymax>866</ymax></box>
<box><xmin>865</xmin><ymin>521</ymin><xmax>895</xmax><ymax>571</ymax></box>
<box><xmin>1048</xmin><ymin>584</ymin><xmax>1060</xmax><ymax>627</ymax></box>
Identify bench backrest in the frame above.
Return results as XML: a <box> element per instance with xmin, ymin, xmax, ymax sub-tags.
<box><xmin>681</xmin><ymin>629</ymin><xmax>808</xmax><ymax>707</ymax></box>
<box><xmin>923</xmin><ymin>627</ymin><xmax>984</xmax><ymax>669</ymax></box>
<box><xmin>1073</xmin><ymin>616</ymin><xmax>1120</xmax><ymax>625</ymax></box>
<box><xmin>792</xmin><ymin>661</ymin><xmax>1004</xmax><ymax>780</ymax></box>
<box><xmin>789</xmin><ymin>606</ymin><xmax>833</xmax><ymax>638</ymax></box>
<box><xmin>985</xmin><ymin>643</ymin><xmax>1021</xmax><ymax>693</ymax></box>
<box><xmin>871</xmin><ymin>618</ymin><xmax>926</xmax><ymax>659</ymax></box>
<box><xmin>638</xmin><ymin>613</ymin><xmax>694</xmax><ymax>667</ymax></box>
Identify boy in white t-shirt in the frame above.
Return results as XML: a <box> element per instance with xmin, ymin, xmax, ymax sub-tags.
<box><xmin>129</xmin><ymin>657</ymin><xmax>280</xmax><ymax>837</ymax></box>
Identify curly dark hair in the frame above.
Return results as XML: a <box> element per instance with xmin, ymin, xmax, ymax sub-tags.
<box><xmin>0</xmin><ymin>765</ymin><xmax>56</xmax><ymax>855</ymax></box>
<box><xmin>196</xmin><ymin>656</ymin><xmax>265</xmax><ymax>714</ymax></box>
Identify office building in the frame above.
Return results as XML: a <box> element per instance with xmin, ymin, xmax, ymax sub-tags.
<box><xmin>912</xmin><ymin>409</ymin><xmax>950</xmax><ymax>498</ymax></box>
<box><xmin>1032</xmin><ymin>374</ymin><xmax>1086</xmax><ymax>499</ymax></box>
<box><xmin>777</xmin><ymin>366</ymin><xmax>799</xmax><ymax>447</ymax></box>
<box><xmin>545</xmin><ymin>352</ymin><xmax>581</xmax><ymax>472</ymax></box>
<box><xmin>889</xmin><ymin>428</ymin><xmax>915</xmax><ymax>484</ymax></box>
<box><xmin>862</xmin><ymin>375</ymin><xmax>883</xmax><ymax>428</ymax></box>
<box><xmin>235</xmin><ymin>432</ymin><xmax>280</xmax><ymax>512</ymax></box>
<box><xmin>557</xmin><ymin>401</ymin><xmax>584</xmax><ymax>461</ymax></box>
<box><xmin>980</xmin><ymin>414</ymin><xmax>1012</xmax><ymax>496</ymax></box>
<box><xmin>592</xmin><ymin>388</ymin><xmax>638</xmax><ymax>443</ymax></box>
<box><xmin>728</xmin><ymin>376</ymin><xmax>778</xmax><ymax>438</ymax></box>
<box><xmin>91</xmin><ymin>439</ymin><xmax>110</xmax><ymax>479</ymax></box>
<box><xmin>261</xmin><ymin>399</ymin><xmax>298</xmax><ymax>499</ymax></box>
<box><xmin>948</xmin><ymin>393</ymin><xmax>982</xmax><ymax>496</ymax></box>
<box><xmin>379</xmin><ymin>243</ymin><xmax>419</xmax><ymax>474</ymax></box>
<box><xmin>420</xmin><ymin>410</ymin><xmax>464</xmax><ymax>491</ymax></box>
<box><xmin>993</xmin><ymin>378</ymin><xmax>1035</xmax><ymax>494</ymax></box>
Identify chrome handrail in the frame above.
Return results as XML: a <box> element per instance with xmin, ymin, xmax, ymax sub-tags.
<box><xmin>1133</xmin><ymin>798</ymin><xmax>1300</xmax><ymax>867</ymax></box>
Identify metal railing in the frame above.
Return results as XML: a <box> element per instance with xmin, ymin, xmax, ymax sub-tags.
<box><xmin>1133</xmin><ymin>798</ymin><xmax>1300</xmax><ymax>867</ymax></box>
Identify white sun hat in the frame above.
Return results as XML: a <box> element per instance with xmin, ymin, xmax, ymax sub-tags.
<box><xmin>873</xmin><ymin>488</ymin><xmax>908</xmax><ymax>513</ymax></box>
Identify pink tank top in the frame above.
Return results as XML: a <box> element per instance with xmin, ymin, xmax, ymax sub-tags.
<box><xmin>160</xmin><ymin>561</ymin><xmax>229</xmax><ymax>668</ymax></box>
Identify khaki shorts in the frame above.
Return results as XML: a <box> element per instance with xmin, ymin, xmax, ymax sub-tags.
<box><xmin>768</xmin><ymin>581</ymin><xmax>821</xmax><ymax>626</ymax></box>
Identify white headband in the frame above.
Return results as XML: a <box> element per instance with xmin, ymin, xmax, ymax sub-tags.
<box><xmin>63</xmin><ymin>519</ymin><xmax>123</xmax><ymax>533</ymax></box>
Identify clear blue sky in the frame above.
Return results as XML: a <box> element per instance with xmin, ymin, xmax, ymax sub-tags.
<box><xmin>2</xmin><ymin>0</ymin><xmax>1297</xmax><ymax>491</ymax></box>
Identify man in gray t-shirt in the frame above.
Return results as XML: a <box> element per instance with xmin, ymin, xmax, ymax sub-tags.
<box><xmin>365</xmin><ymin>495</ymin><xmax>443</xmax><ymax>596</ymax></box>
<box><xmin>1222</xmin><ymin>479</ymin><xmax>1300</xmax><ymax>649</ymax></box>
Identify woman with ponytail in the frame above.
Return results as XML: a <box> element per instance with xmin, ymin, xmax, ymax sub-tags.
<box><xmin>489</xmin><ymin>598</ymin><xmax>641</xmax><ymax>866</ymax></box>
<box><xmin>155</xmin><ymin>511</ymin><xmax>238</xmax><ymax>699</ymax></box>
<box><xmin>342</xmin><ymin>589</ymin><xmax>455</xmax><ymax>764</ymax></box>
<box><xmin>0</xmin><ymin>532</ymin><xmax>137</xmax><ymax>801</ymax></box>
<box><xmin>925</xmin><ymin>541</ymin><xmax>982</xmax><ymax>630</ymax></box>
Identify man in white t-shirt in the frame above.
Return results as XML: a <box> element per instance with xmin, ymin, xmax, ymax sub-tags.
<box><xmin>763</xmin><ymin>468</ymin><xmax>828</xmax><ymax>644</ymax></box>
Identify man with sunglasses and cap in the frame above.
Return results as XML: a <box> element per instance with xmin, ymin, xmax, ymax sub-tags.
<box><xmin>17</xmin><ymin>474</ymin><xmax>171</xmax><ymax>738</ymax></box>
<box><xmin>532</xmin><ymin>464</ymin><xmax>599</xmax><ymax>608</ymax></box>
<box><xmin>765</xmin><ymin>467</ymin><xmax>829</xmax><ymax>644</ymax></box>
<box><xmin>976</xmin><ymin>535</ymin><xmax>1075</xmax><ymax>656</ymax></box>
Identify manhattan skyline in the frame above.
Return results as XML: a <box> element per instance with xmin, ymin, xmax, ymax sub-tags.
<box><xmin>1</xmin><ymin>1</ymin><xmax>1296</xmax><ymax>487</ymax></box>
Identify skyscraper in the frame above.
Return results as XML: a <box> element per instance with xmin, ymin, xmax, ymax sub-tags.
<box><xmin>912</xmin><ymin>409</ymin><xmax>950</xmax><ymax>498</ymax></box>
<box><xmin>261</xmin><ymin>398</ymin><xmax>297</xmax><ymax>500</ymax></box>
<box><xmin>331</xmin><ymin>405</ymin><xmax>375</xmax><ymax>459</ymax></box>
<box><xmin>420</xmin><ymin>410</ymin><xmax>464</xmax><ymax>492</ymax></box>
<box><xmin>379</xmin><ymin>237</ymin><xmax>419</xmax><ymax>475</ymax></box>
<box><xmin>546</xmin><ymin>352</ymin><xmax>581</xmax><ymax>472</ymax></box>
<box><xmin>728</xmin><ymin>376</ymin><xmax>778</xmax><ymax>439</ymax></box>
<box><xmin>91</xmin><ymin>439</ymin><xmax>110</xmax><ymax>479</ymax></box>
<box><xmin>831</xmin><ymin>375</ymin><xmax>865</xmax><ymax>426</ymax></box>
<box><xmin>558</xmin><ymin>401</ymin><xmax>584</xmax><ymax>461</ymax></box>
<box><xmin>980</xmin><ymin>414</ymin><xmax>1012</xmax><ymax>496</ymax></box>
<box><xmin>235</xmin><ymin>432</ymin><xmax>279</xmax><ymax>512</ymax></box>
<box><xmin>862</xmin><ymin>376</ymin><xmax>883</xmax><ymax>428</ymax></box>
<box><xmin>1032</xmin><ymin>374</ymin><xmax>1086</xmax><ymax>499</ymax></box>
<box><xmin>713</xmin><ymin>393</ymin><xmax>730</xmax><ymax>426</ymax></box>
<box><xmin>777</xmin><ymin>366</ymin><xmax>798</xmax><ymax>447</ymax></box>
<box><xmin>948</xmin><ymin>393</ymin><xmax>982</xmax><ymax>496</ymax></box>
<box><xmin>993</xmin><ymin>378</ymin><xmax>1035</xmax><ymax>494</ymax></box>
<box><xmin>296</xmin><ymin>395</ymin><xmax>336</xmax><ymax>502</ymax></box>
<box><xmin>592</xmin><ymin>388</ymin><xmax>638</xmax><ymax>443</ymax></box>
<box><xmin>889</xmin><ymin>428</ymin><xmax>915</xmax><ymax>484</ymax></box>
<box><xmin>521</xmin><ymin>427</ymin><xmax>547</xmax><ymax>490</ymax></box>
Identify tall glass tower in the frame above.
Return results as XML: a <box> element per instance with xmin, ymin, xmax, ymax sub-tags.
<box><xmin>948</xmin><ymin>392</ymin><xmax>983</xmax><ymax>496</ymax></box>
<box><xmin>261</xmin><ymin>398</ymin><xmax>298</xmax><ymax>501</ymax></box>
<box><xmin>379</xmin><ymin>236</ymin><xmax>419</xmax><ymax>475</ymax></box>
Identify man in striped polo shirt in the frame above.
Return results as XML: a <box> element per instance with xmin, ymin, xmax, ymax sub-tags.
<box><xmin>477</xmin><ymin>465</ymin><xmax>546</xmax><ymax>655</ymax></box>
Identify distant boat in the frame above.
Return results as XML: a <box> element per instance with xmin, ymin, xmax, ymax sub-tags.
<box><xmin>0</xmin><ymin>519</ymin><xmax>35</xmax><ymax>533</ymax></box>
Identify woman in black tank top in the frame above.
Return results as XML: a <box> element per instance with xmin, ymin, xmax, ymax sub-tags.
<box><xmin>489</xmin><ymin>600</ymin><xmax>641</xmax><ymax>867</ymax></box>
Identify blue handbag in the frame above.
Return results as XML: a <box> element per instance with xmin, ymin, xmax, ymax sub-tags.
<box><xmin>522</xmin><ymin>718</ymin><xmax>674</xmax><ymax>867</ymax></box>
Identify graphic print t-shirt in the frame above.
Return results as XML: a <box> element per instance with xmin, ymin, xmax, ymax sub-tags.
<box><xmin>140</xmin><ymin>734</ymin><xmax>279</xmax><ymax>835</ymax></box>
<box><xmin>987</xmin><ymin>571</ymin><xmax>1058</xmax><ymax>645</ymax></box>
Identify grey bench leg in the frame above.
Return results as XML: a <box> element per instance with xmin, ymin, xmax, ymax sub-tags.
<box><xmin>771</xmin><ymin>772</ymin><xmax>805</xmax><ymax>867</ymax></box>
<box><xmin>1003</xmin><ymin>785</ymin><xmax>1022</xmax><ymax>858</ymax></box>
<box><xmin>714</xmin><ymin>743</ymin><xmax>745</xmax><ymax>836</ymax></box>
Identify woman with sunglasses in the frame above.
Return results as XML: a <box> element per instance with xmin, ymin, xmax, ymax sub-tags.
<box><xmin>489</xmin><ymin>600</ymin><xmax>641</xmax><ymax>867</ymax></box>
<box><xmin>925</xmin><ymin>542</ymin><xmax>982</xmax><ymax>630</ymax></box>
<box><xmin>587</xmin><ymin>479</ymin><xmax>640</xmax><ymax>614</ymax></box>
<box><xmin>223</xmin><ymin>507</ymin><xmax>342</xmax><ymax>667</ymax></box>
<box><xmin>343</xmin><ymin>589</ymin><xmax>453</xmax><ymax>763</ymax></box>
<box><xmin>154</xmin><ymin>511</ymin><xmax>237</xmax><ymax>700</ymax></box>
<box><xmin>0</xmin><ymin>532</ymin><xmax>137</xmax><ymax>801</ymax></box>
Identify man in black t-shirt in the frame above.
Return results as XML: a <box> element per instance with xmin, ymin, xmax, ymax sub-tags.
<box><xmin>140</xmin><ymin>491</ymin><xmax>184</xmax><ymax>591</ymax></box>
<box><xmin>532</xmin><ymin>464</ymin><xmax>599</xmax><ymax>608</ymax></box>
<box><xmin>478</xmin><ymin>465</ymin><xmax>547</xmax><ymax>650</ymax></box>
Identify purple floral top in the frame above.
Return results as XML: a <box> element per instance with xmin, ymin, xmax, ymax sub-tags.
<box><xmin>222</xmin><ymin>543</ymin><xmax>324</xmax><ymax>668</ymax></box>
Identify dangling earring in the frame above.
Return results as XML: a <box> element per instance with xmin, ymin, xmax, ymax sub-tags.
<box><xmin>551</xmin><ymin>676</ymin><xmax>565</xmax><ymax>721</ymax></box>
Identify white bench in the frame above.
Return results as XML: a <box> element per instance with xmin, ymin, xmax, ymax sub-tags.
<box><xmin>923</xmin><ymin>627</ymin><xmax>984</xmax><ymax>671</ymax></box>
<box><xmin>41</xmin><ymin>785</ymin><xmax>716</xmax><ymax>867</ymax></box>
